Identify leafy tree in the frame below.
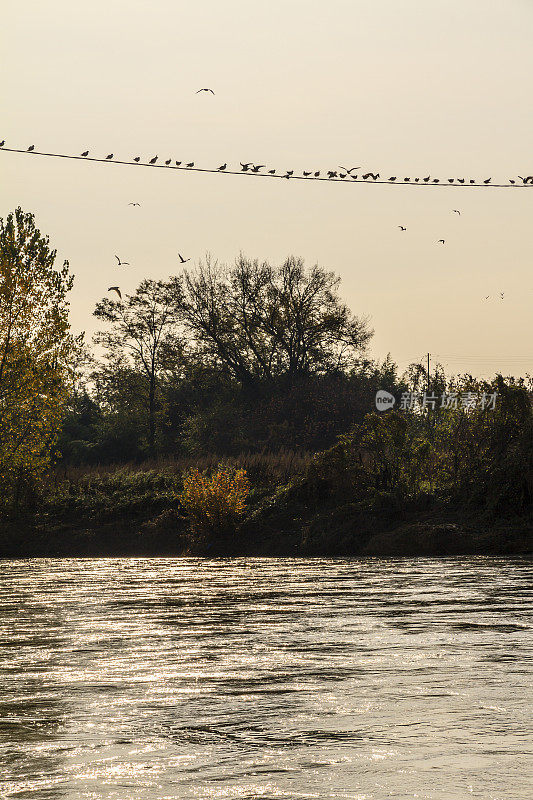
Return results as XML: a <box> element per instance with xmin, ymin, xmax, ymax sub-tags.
<box><xmin>93</xmin><ymin>279</ymin><xmax>183</xmax><ymax>456</ymax></box>
<box><xmin>0</xmin><ymin>208</ymin><xmax>78</xmax><ymax>507</ymax></box>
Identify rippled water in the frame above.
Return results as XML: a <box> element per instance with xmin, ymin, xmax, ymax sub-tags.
<box><xmin>0</xmin><ymin>558</ymin><xmax>531</xmax><ymax>799</ymax></box>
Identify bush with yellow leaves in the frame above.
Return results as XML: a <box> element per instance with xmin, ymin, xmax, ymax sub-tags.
<box><xmin>179</xmin><ymin>465</ymin><xmax>250</xmax><ymax>538</ymax></box>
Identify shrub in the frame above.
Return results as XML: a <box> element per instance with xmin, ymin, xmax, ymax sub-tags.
<box><xmin>179</xmin><ymin>466</ymin><xmax>250</xmax><ymax>538</ymax></box>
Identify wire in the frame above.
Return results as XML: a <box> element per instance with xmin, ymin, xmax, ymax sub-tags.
<box><xmin>2</xmin><ymin>147</ymin><xmax>533</xmax><ymax>188</ymax></box>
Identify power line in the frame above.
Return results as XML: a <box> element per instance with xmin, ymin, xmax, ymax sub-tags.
<box><xmin>2</xmin><ymin>146</ymin><xmax>533</xmax><ymax>188</ymax></box>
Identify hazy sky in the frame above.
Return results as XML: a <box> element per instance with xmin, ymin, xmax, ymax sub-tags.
<box><xmin>1</xmin><ymin>0</ymin><xmax>532</xmax><ymax>378</ymax></box>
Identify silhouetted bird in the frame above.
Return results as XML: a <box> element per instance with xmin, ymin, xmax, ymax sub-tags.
<box><xmin>240</xmin><ymin>162</ymin><xmax>252</xmax><ymax>171</ymax></box>
<box><xmin>165</xmin><ymin>159</ymin><xmax>171</xmax><ymax>165</ymax></box>
<box><xmin>404</xmin><ymin>177</ymin><xmax>411</xmax><ymax>182</ymax></box>
<box><xmin>423</xmin><ymin>176</ymin><xmax>431</xmax><ymax>182</ymax></box>
<box><xmin>500</xmin><ymin>292</ymin><xmax>505</xmax><ymax>299</ymax></box>
<box><xmin>303</xmin><ymin>171</ymin><xmax>312</xmax><ymax>176</ymax></box>
<box><xmin>81</xmin><ymin>150</ymin><xmax>89</xmax><ymax>157</ymax></box>
<box><xmin>218</xmin><ymin>163</ymin><xmax>227</xmax><ymax>170</ymax></box>
<box><xmin>134</xmin><ymin>156</ymin><xmax>141</xmax><ymax>162</ymax></box>
<box><xmin>128</xmin><ymin>202</ymin><xmax>140</xmax><ymax>206</ymax></box>
<box><xmin>350</xmin><ymin>174</ymin><xmax>358</xmax><ymax>179</ymax></box>
<box><xmin>433</xmin><ymin>179</ymin><xmax>440</xmax><ymax>183</ymax></box>
<box><xmin>458</xmin><ymin>179</ymin><xmax>465</xmax><ymax>184</ymax></box>
<box><xmin>363</xmin><ymin>172</ymin><xmax>379</xmax><ymax>180</ymax></box>
<box><xmin>106</xmin><ymin>153</ymin><xmax>113</xmax><ymax>159</ymax></box>
<box><xmin>115</xmin><ymin>255</ymin><xmax>129</xmax><ymax>266</ymax></box>
<box><xmin>519</xmin><ymin>175</ymin><xmax>533</xmax><ymax>184</ymax></box>
<box><xmin>27</xmin><ymin>145</ymin><xmax>35</xmax><ymax>151</ymax></box>
<box><xmin>339</xmin><ymin>173</ymin><xmax>346</xmax><ymax>178</ymax></box>
<box><xmin>285</xmin><ymin>170</ymin><xmax>294</xmax><ymax>176</ymax></box>
<box><xmin>108</xmin><ymin>286</ymin><xmax>122</xmax><ymax>299</ymax></box>
<box><xmin>483</xmin><ymin>296</ymin><xmax>490</xmax><ymax>300</ymax></box>
<box><xmin>414</xmin><ymin>178</ymin><xmax>420</xmax><ymax>182</ymax></box>
<box><xmin>389</xmin><ymin>177</ymin><xmax>397</xmax><ymax>182</ymax></box>
<box><xmin>0</xmin><ymin>140</ymin><xmax>4</xmax><ymax>147</ymax></box>
<box><xmin>186</xmin><ymin>162</ymin><xmax>194</xmax><ymax>168</ymax></box>
<box><xmin>175</xmin><ymin>161</ymin><xmax>182</xmax><ymax>166</ymax></box>
<box><xmin>438</xmin><ymin>239</ymin><xmax>445</xmax><ymax>244</ymax></box>
<box><xmin>327</xmin><ymin>171</ymin><xmax>337</xmax><ymax>178</ymax></box>
<box><xmin>448</xmin><ymin>179</ymin><xmax>454</xmax><ymax>183</ymax></box>
<box><xmin>509</xmin><ymin>179</ymin><xmax>516</xmax><ymax>185</ymax></box>
<box><xmin>339</xmin><ymin>166</ymin><xmax>360</xmax><ymax>174</ymax></box>
<box><xmin>178</xmin><ymin>253</ymin><xmax>190</xmax><ymax>264</ymax></box>
<box><xmin>469</xmin><ymin>180</ymin><xmax>475</xmax><ymax>184</ymax></box>
<box><xmin>268</xmin><ymin>169</ymin><xmax>276</xmax><ymax>174</ymax></box>
<box><xmin>314</xmin><ymin>171</ymin><xmax>320</xmax><ymax>177</ymax></box>
<box><xmin>252</xmin><ymin>165</ymin><xmax>265</xmax><ymax>172</ymax></box>
<box><xmin>484</xmin><ymin>178</ymin><xmax>491</xmax><ymax>184</ymax></box>
<box><xmin>196</xmin><ymin>88</ymin><xmax>215</xmax><ymax>94</ymax></box>
<box><xmin>149</xmin><ymin>156</ymin><xmax>158</xmax><ymax>164</ymax></box>
<box><xmin>453</xmin><ymin>209</ymin><xmax>461</xmax><ymax>215</ymax></box>
<box><xmin>399</xmin><ymin>226</ymin><xmax>406</xmax><ymax>231</ymax></box>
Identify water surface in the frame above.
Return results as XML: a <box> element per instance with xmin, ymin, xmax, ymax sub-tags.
<box><xmin>0</xmin><ymin>557</ymin><xmax>531</xmax><ymax>799</ymax></box>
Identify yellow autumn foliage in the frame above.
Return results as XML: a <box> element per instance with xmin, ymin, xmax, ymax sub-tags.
<box><xmin>179</xmin><ymin>466</ymin><xmax>250</xmax><ymax>536</ymax></box>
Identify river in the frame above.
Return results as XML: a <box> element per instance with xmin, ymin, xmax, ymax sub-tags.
<box><xmin>0</xmin><ymin>557</ymin><xmax>531</xmax><ymax>799</ymax></box>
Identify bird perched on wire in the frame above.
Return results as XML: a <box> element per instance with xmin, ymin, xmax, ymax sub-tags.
<box><xmin>108</xmin><ymin>286</ymin><xmax>122</xmax><ymax>299</ymax></box>
<box><xmin>115</xmin><ymin>255</ymin><xmax>129</xmax><ymax>266</ymax></box>
<box><xmin>27</xmin><ymin>145</ymin><xmax>35</xmax><ymax>151</ymax></box>
<box><xmin>186</xmin><ymin>162</ymin><xmax>194</xmax><ymax>168</ymax></box>
<box><xmin>404</xmin><ymin>177</ymin><xmax>411</xmax><ymax>182</ymax></box>
<box><xmin>165</xmin><ymin>158</ymin><xmax>171</xmax><ymax>165</ymax></box>
<box><xmin>268</xmin><ymin>169</ymin><xmax>276</xmax><ymax>174</ymax></box>
<box><xmin>519</xmin><ymin>175</ymin><xmax>533</xmax><ymax>184</ymax></box>
<box><xmin>423</xmin><ymin>176</ymin><xmax>431</xmax><ymax>182</ymax></box>
<box><xmin>175</xmin><ymin>161</ymin><xmax>182</xmax><ymax>166</ymax></box>
<box><xmin>314</xmin><ymin>171</ymin><xmax>320</xmax><ymax>177</ymax></box>
<box><xmin>457</xmin><ymin>179</ymin><xmax>465</xmax><ymax>184</ymax></box>
<box><xmin>240</xmin><ymin>162</ymin><xmax>252</xmax><ymax>171</ymax></box>
<box><xmin>178</xmin><ymin>253</ymin><xmax>190</xmax><ymax>264</ymax></box>
<box><xmin>389</xmin><ymin>177</ymin><xmax>397</xmax><ymax>182</ymax></box>
<box><xmin>327</xmin><ymin>171</ymin><xmax>338</xmax><ymax>178</ymax></box>
<box><xmin>218</xmin><ymin>163</ymin><xmax>227</xmax><ymax>170</ymax></box>
<box><xmin>196</xmin><ymin>88</ymin><xmax>215</xmax><ymax>94</ymax></box>
<box><xmin>0</xmin><ymin>140</ymin><xmax>4</xmax><ymax>147</ymax></box>
<box><xmin>81</xmin><ymin>150</ymin><xmax>89</xmax><ymax>157</ymax></box>
<box><xmin>303</xmin><ymin>171</ymin><xmax>312</xmax><ymax>176</ymax></box>
<box><xmin>483</xmin><ymin>178</ymin><xmax>491</xmax><ymax>184</ymax></box>
<box><xmin>149</xmin><ymin>155</ymin><xmax>158</xmax><ymax>164</ymax></box>
<box><xmin>362</xmin><ymin>172</ymin><xmax>379</xmax><ymax>180</ymax></box>
<box><xmin>106</xmin><ymin>153</ymin><xmax>113</xmax><ymax>159</ymax></box>
<box><xmin>134</xmin><ymin>156</ymin><xmax>141</xmax><ymax>162</ymax></box>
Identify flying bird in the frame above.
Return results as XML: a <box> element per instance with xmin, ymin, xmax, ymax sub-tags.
<box><xmin>437</xmin><ymin>239</ymin><xmax>445</xmax><ymax>244</ymax></box>
<box><xmin>519</xmin><ymin>175</ymin><xmax>533</xmax><ymax>184</ymax></box>
<box><xmin>240</xmin><ymin>162</ymin><xmax>252</xmax><ymax>171</ymax></box>
<box><xmin>128</xmin><ymin>202</ymin><xmax>140</xmax><ymax>206</ymax></box>
<box><xmin>500</xmin><ymin>292</ymin><xmax>505</xmax><ymax>299</ymax></box>
<box><xmin>81</xmin><ymin>150</ymin><xmax>89</xmax><ymax>157</ymax></box>
<box><xmin>196</xmin><ymin>88</ymin><xmax>215</xmax><ymax>94</ymax></box>
<box><xmin>339</xmin><ymin>166</ymin><xmax>360</xmax><ymax>174</ymax></box>
<box><xmin>106</xmin><ymin>153</ymin><xmax>114</xmax><ymax>159</ymax></box>
<box><xmin>108</xmin><ymin>286</ymin><xmax>122</xmax><ymax>299</ymax></box>
<box><xmin>483</xmin><ymin>296</ymin><xmax>490</xmax><ymax>300</ymax></box>
<box><xmin>149</xmin><ymin>156</ymin><xmax>158</xmax><ymax>164</ymax></box>
<box><xmin>178</xmin><ymin>253</ymin><xmax>190</xmax><ymax>264</ymax></box>
<box><xmin>115</xmin><ymin>255</ymin><xmax>129</xmax><ymax>266</ymax></box>
<box><xmin>398</xmin><ymin>226</ymin><xmax>406</xmax><ymax>231</ymax></box>
<box><xmin>453</xmin><ymin>209</ymin><xmax>461</xmax><ymax>215</ymax></box>
<box><xmin>134</xmin><ymin>156</ymin><xmax>141</xmax><ymax>162</ymax></box>
<box><xmin>251</xmin><ymin>165</ymin><xmax>265</xmax><ymax>172</ymax></box>
<box><xmin>218</xmin><ymin>163</ymin><xmax>227</xmax><ymax>170</ymax></box>
<box><xmin>28</xmin><ymin>145</ymin><xmax>35</xmax><ymax>151</ymax></box>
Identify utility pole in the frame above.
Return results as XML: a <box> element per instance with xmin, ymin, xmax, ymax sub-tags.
<box><xmin>427</xmin><ymin>353</ymin><xmax>430</xmax><ymax>394</ymax></box>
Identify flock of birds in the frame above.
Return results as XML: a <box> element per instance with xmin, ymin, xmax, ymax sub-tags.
<box><xmin>2</xmin><ymin>139</ymin><xmax>533</xmax><ymax>186</ymax></box>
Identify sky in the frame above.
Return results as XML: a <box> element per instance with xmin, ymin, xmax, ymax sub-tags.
<box><xmin>1</xmin><ymin>0</ymin><xmax>532</xmax><ymax>379</ymax></box>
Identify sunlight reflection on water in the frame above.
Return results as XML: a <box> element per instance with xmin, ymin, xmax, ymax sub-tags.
<box><xmin>0</xmin><ymin>556</ymin><xmax>531</xmax><ymax>799</ymax></box>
